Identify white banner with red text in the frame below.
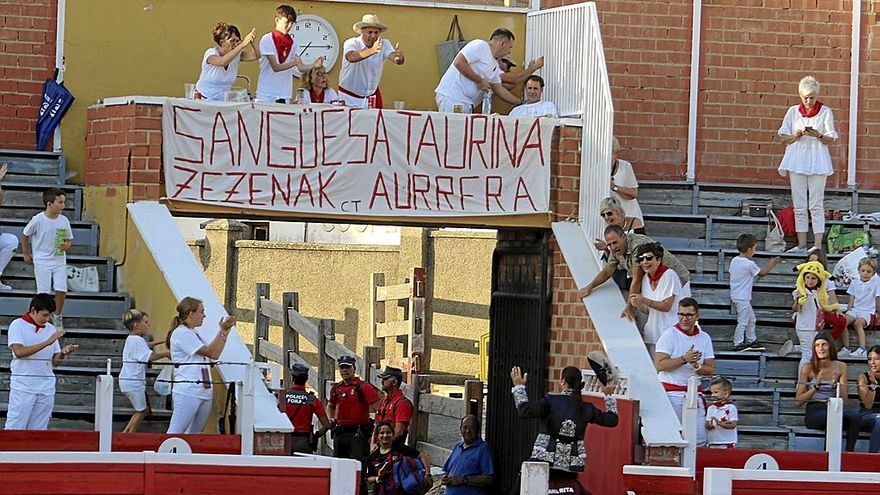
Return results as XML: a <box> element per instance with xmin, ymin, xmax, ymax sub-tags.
<box><xmin>162</xmin><ymin>99</ymin><xmax>554</xmax><ymax>217</ymax></box>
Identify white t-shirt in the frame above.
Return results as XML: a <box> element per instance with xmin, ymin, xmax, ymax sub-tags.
<box><xmin>777</xmin><ymin>104</ymin><xmax>837</xmax><ymax>176</ymax></box>
<box><xmin>170</xmin><ymin>325</ymin><xmax>213</xmax><ymax>400</ymax></box>
<box><xmin>508</xmin><ymin>100</ymin><xmax>559</xmax><ymax>118</ymax></box>
<box><xmin>611</xmin><ymin>159</ymin><xmax>644</xmax><ymax>222</ymax></box>
<box><xmin>846</xmin><ymin>275</ymin><xmax>880</xmax><ymax>314</ymax></box>
<box><xmin>656</xmin><ymin>324</ymin><xmax>715</xmax><ymax>387</ymax></box>
<box><xmin>8</xmin><ymin>317</ymin><xmax>61</xmax><ymax>395</ymax></box>
<box><xmin>729</xmin><ymin>256</ymin><xmax>761</xmax><ymax>301</ymax></box>
<box><xmin>435</xmin><ymin>39</ymin><xmax>502</xmax><ymax>107</ymax></box>
<box><xmin>641</xmin><ymin>269</ymin><xmax>682</xmax><ymax>344</ymax></box>
<box><xmin>257</xmin><ymin>32</ymin><xmax>299</xmax><ymax>101</ymax></box>
<box><xmin>793</xmin><ymin>288</ymin><xmax>821</xmax><ymax>331</ymax></box>
<box><xmin>23</xmin><ymin>212</ymin><xmax>73</xmax><ymax>266</ymax></box>
<box><xmin>706</xmin><ymin>402</ymin><xmax>738</xmax><ymax>445</ymax></box>
<box><xmin>339</xmin><ymin>36</ymin><xmax>395</xmax><ymax>106</ymax></box>
<box><xmin>302</xmin><ymin>87</ymin><xmax>339</xmax><ymax>105</ymax></box>
<box><xmin>195</xmin><ymin>47</ymin><xmax>242</xmax><ymax>101</ymax></box>
<box><xmin>119</xmin><ymin>335</ymin><xmax>154</xmax><ymax>393</ymax></box>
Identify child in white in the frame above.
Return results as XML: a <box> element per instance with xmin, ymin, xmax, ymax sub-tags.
<box><xmin>256</xmin><ymin>5</ymin><xmax>323</xmax><ymax>103</ymax></box>
<box><xmin>729</xmin><ymin>234</ymin><xmax>780</xmax><ymax>350</ymax></box>
<box><xmin>22</xmin><ymin>188</ymin><xmax>73</xmax><ymax>329</ymax></box>
<box><xmin>792</xmin><ymin>261</ymin><xmax>839</xmax><ymax>368</ymax></box>
<box><xmin>6</xmin><ymin>293</ymin><xmax>77</xmax><ymax>430</ymax></box>
<box><xmin>843</xmin><ymin>258</ymin><xmax>880</xmax><ymax>358</ymax></box>
<box><xmin>119</xmin><ymin>309</ymin><xmax>170</xmax><ymax>433</ymax></box>
<box><xmin>705</xmin><ymin>377</ymin><xmax>738</xmax><ymax>448</ymax></box>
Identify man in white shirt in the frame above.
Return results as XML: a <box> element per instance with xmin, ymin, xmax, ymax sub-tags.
<box><xmin>6</xmin><ymin>293</ymin><xmax>77</xmax><ymax>430</ymax></box>
<box><xmin>435</xmin><ymin>28</ymin><xmax>522</xmax><ymax>113</ymax></box>
<box><xmin>339</xmin><ymin>14</ymin><xmax>404</xmax><ymax>109</ymax></box>
<box><xmin>654</xmin><ymin>297</ymin><xmax>715</xmax><ymax>446</ymax></box>
<box><xmin>256</xmin><ymin>4</ymin><xmax>324</xmax><ymax>103</ymax></box>
<box><xmin>508</xmin><ymin>75</ymin><xmax>558</xmax><ymax>118</ymax></box>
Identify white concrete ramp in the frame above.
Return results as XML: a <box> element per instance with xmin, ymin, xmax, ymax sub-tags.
<box><xmin>128</xmin><ymin>202</ymin><xmax>292</xmax><ymax>433</ymax></box>
<box><xmin>552</xmin><ymin>221</ymin><xmax>685</xmax><ymax>447</ymax></box>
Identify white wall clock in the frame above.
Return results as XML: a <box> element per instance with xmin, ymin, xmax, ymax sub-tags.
<box><xmin>293</xmin><ymin>14</ymin><xmax>340</xmax><ymax>71</ymax></box>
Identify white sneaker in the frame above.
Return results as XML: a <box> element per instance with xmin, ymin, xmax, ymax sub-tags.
<box><xmin>807</xmin><ymin>246</ymin><xmax>821</xmax><ymax>254</ymax></box>
<box><xmin>838</xmin><ymin>347</ymin><xmax>851</xmax><ymax>357</ymax></box>
<box><xmin>786</xmin><ymin>246</ymin><xmax>808</xmax><ymax>254</ymax></box>
<box><xmin>778</xmin><ymin>339</ymin><xmax>794</xmax><ymax>357</ymax></box>
<box><xmin>851</xmin><ymin>348</ymin><xmax>868</xmax><ymax>358</ymax></box>
<box><xmin>0</xmin><ymin>280</ymin><xmax>10</xmax><ymax>290</ymax></box>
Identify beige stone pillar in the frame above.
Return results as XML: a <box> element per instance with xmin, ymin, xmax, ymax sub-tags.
<box><xmin>203</xmin><ymin>219</ymin><xmax>250</xmax><ymax>308</ymax></box>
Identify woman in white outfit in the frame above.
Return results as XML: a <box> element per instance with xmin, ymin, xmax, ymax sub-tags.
<box><xmin>777</xmin><ymin>76</ymin><xmax>838</xmax><ymax>253</ymax></box>
<box><xmin>610</xmin><ymin>137</ymin><xmax>644</xmax><ymax>230</ymax></box>
<box><xmin>166</xmin><ymin>297</ymin><xmax>237</xmax><ymax>434</ymax></box>
<box><xmin>194</xmin><ymin>23</ymin><xmax>259</xmax><ymax>101</ymax></box>
<box><xmin>628</xmin><ymin>242</ymin><xmax>682</xmax><ymax>355</ymax></box>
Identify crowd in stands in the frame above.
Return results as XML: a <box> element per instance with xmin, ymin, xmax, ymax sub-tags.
<box><xmin>192</xmin><ymin>4</ymin><xmax>557</xmax><ymax>117</ymax></box>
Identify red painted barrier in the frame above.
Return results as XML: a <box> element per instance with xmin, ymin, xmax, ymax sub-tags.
<box><xmin>581</xmin><ymin>395</ymin><xmax>639</xmax><ymax>495</ymax></box>
<box><xmin>732</xmin><ymin>480</ymin><xmax>880</xmax><ymax>494</ymax></box>
<box><xmin>0</xmin><ymin>431</ymin><xmax>240</xmax><ymax>454</ymax></box>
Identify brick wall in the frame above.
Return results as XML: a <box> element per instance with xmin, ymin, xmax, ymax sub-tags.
<box><xmin>542</xmin><ymin>0</ymin><xmax>880</xmax><ymax>189</ymax></box>
<box><xmin>547</xmin><ymin>126</ymin><xmax>604</xmax><ymax>391</ymax></box>
<box><xmin>85</xmin><ymin>103</ymin><xmax>162</xmax><ymax>201</ymax></box>
<box><xmin>0</xmin><ymin>0</ymin><xmax>58</xmax><ymax>151</ymax></box>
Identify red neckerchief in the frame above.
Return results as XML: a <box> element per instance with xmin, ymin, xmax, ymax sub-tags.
<box><xmin>674</xmin><ymin>322</ymin><xmax>700</xmax><ymax>336</ymax></box>
<box><xmin>22</xmin><ymin>312</ymin><xmax>46</xmax><ymax>332</ymax></box>
<box><xmin>713</xmin><ymin>400</ymin><xmax>731</xmax><ymax>408</ymax></box>
<box><xmin>309</xmin><ymin>88</ymin><xmax>325</xmax><ymax>104</ymax></box>
<box><xmin>799</xmin><ymin>101</ymin><xmax>822</xmax><ymax>118</ymax></box>
<box><xmin>647</xmin><ymin>263</ymin><xmax>670</xmax><ymax>284</ymax></box>
<box><xmin>271</xmin><ymin>30</ymin><xmax>293</xmax><ymax>63</ymax></box>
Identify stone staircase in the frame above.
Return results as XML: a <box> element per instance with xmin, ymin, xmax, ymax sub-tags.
<box><xmin>0</xmin><ymin>149</ymin><xmax>170</xmax><ymax>432</ymax></box>
<box><xmin>639</xmin><ymin>181</ymin><xmax>880</xmax><ymax>451</ymax></box>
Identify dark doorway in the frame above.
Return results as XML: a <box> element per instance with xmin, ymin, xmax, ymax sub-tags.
<box><xmin>485</xmin><ymin>229</ymin><xmax>552</xmax><ymax>494</ymax></box>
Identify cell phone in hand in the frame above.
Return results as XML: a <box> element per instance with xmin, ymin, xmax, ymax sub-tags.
<box><xmin>804</xmin><ymin>126</ymin><xmax>813</xmax><ymax>132</ymax></box>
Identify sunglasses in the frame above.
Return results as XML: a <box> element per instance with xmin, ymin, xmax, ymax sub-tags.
<box><xmin>638</xmin><ymin>255</ymin><xmax>656</xmax><ymax>262</ymax></box>
<box><xmin>601</xmin><ymin>211</ymin><xmax>615</xmax><ymax>217</ymax></box>
<box><xmin>678</xmin><ymin>312</ymin><xmax>697</xmax><ymax>318</ymax></box>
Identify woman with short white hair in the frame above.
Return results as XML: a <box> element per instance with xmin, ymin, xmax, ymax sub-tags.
<box><xmin>777</xmin><ymin>76</ymin><xmax>838</xmax><ymax>254</ymax></box>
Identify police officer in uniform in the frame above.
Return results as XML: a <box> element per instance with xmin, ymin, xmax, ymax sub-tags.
<box><xmin>371</xmin><ymin>366</ymin><xmax>414</xmax><ymax>450</ymax></box>
<box><xmin>326</xmin><ymin>355</ymin><xmax>381</xmax><ymax>463</ymax></box>
<box><xmin>285</xmin><ymin>363</ymin><xmax>330</xmax><ymax>454</ymax></box>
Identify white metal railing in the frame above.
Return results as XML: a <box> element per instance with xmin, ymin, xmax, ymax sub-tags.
<box><xmin>526</xmin><ymin>2</ymin><xmax>613</xmax><ymax>244</ymax></box>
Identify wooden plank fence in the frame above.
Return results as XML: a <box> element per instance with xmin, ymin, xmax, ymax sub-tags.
<box><xmin>371</xmin><ymin>268</ymin><xmax>427</xmax><ymax>381</ymax></box>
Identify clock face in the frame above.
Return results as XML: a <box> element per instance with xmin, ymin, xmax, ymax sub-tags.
<box><xmin>293</xmin><ymin>14</ymin><xmax>340</xmax><ymax>71</ymax></box>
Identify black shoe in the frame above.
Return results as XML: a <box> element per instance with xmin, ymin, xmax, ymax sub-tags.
<box><xmin>746</xmin><ymin>340</ymin><xmax>761</xmax><ymax>349</ymax></box>
<box><xmin>732</xmin><ymin>342</ymin><xmax>749</xmax><ymax>352</ymax></box>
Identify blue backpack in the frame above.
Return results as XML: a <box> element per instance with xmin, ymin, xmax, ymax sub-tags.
<box><xmin>392</xmin><ymin>455</ymin><xmax>429</xmax><ymax>495</ymax></box>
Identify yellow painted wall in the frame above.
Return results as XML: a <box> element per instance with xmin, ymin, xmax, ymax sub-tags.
<box><xmin>62</xmin><ymin>1</ymin><xmax>527</xmax><ymax>183</ymax></box>
<box><xmin>82</xmin><ymin>186</ymin><xmax>130</xmax><ymax>261</ymax></box>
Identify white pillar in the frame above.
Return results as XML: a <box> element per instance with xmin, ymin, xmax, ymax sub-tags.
<box><xmin>520</xmin><ymin>461</ymin><xmax>549</xmax><ymax>495</ymax></box>
<box><xmin>681</xmin><ymin>375</ymin><xmax>700</xmax><ymax>470</ymax></box>
<box><xmin>329</xmin><ymin>457</ymin><xmax>361</xmax><ymax>495</ymax></box>
<box><xmin>686</xmin><ymin>0</ymin><xmax>703</xmax><ymax>182</ymax></box>
<box><xmin>826</xmin><ymin>397</ymin><xmax>843</xmax><ymax>471</ymax></box>
<box><xmin>239</xmin><ymin>364</ymin><xmax>256</xmax><ymax>456</ymax></box>
<box><xmin>94</xmin><ymin>374</ymin><xmax>114</xmax><ymax>453</ymax></box>
<box><xmin>847</xmin><ymin>0</ymin><xmax>862</xmax><ymax>188</ymax></box>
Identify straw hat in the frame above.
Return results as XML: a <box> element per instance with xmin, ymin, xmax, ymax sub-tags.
<box><xmin>353</xmin><ymin>14</ymin><xmax>388</xmax><ymax>34</ymax></box>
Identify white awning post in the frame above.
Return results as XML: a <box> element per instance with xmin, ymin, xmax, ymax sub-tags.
<box><xmin>681</xmin><ymin>375</ymin><xmax>700</xmax><ymax>469</ymax></box>
<box><xmin>520</xmin><ymin>461</ymin><xmax>549</xmax><ymax>495</ymax></box>
<box><xmin>239</xmin><ymin>364</ymin><xmax>256</xmax><ymax>456</ymax></box>
<box><xmin>847</xmin><ymin>0</ymin><xmax>862</xmax><ymax>188</ymax></box>
<box><xmin>826</xmin><ymin>397</ymin><xmax>843</xmax><ymax>471</ymax></box>
<box><xmin>686</xmin><ymin>0</ymin><xmax>703</xmax><ymax>182</ymax></box>
<box><xmin>95</xmin><ymin>361</ymin><xmax>114</xmax><ymax>453</ymax></box>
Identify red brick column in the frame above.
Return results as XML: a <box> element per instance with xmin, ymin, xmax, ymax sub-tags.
<box><xmin>85</xmin><ymin>102</ymin><xmax>163</xmax><ymax>200</ymax></box>
<box><xmin>0</xmin><ymin>0</ymin><xmax>58</xmax><ymax>150</ymax></box>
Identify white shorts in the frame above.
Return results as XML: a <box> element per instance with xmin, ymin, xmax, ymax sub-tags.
<box><xmin>34</xmin><ymin>263</ymin><xmax>66</xmax><ymax>293</ymax></box>
<box><xmin>124</xmin><ymin>390</ymin><xmax>148</xmax><ymax>412</ymax></box>
<box><xmin>847</xmin><ymin>309</ymin><xmax>874</xmax><ymax>323</ymax></box>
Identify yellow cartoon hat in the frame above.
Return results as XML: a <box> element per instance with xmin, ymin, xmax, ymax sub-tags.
<box><xmin>794</xmin><ymin>260</ymin><xmax>839</xmax><ymax>312</ymax></box>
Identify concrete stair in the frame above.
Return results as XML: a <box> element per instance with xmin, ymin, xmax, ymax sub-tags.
<box><xmin>639</xmin><ymin>181</ymin><xmax>880</xmax><ymax>451</ymax></box>
<box><xmin>0</xmin><ymin>149</ymin><xmax>171</xmax><ymax>432</ymax></box>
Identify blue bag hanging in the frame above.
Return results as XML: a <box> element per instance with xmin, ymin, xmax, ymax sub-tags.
<box><xmin>36</xmin><ymin>72</ymin><xmax>75</xmax><ymax>150</ymax></box>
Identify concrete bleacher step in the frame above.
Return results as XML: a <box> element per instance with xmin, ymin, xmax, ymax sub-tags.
<box><xmin>0</xmin><ymin>218</ymin><xmax>99</xmax><ymax>256</ymax></box>
<box><xmin>1</xmin><ymin>254</ymin><xmax>116</xmax><ymax>292</ymax></box>
<box><xmin>0</xmin><ymin>290</ymin><xmax>130</xmax><ymax>318</ymax></box>
<box><xmin>0</xmin><ymin>149</ymin><xmax>67</xmax><ymax>186</ymax></box>
<box><xmin>0</xmin><ymin>182</ymin><xmax>82</xmax><ymax>220</ymax></box>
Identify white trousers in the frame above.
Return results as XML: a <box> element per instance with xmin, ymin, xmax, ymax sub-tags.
<box><xmin>732</xmin><ymin>299</ymin><xmax>757</xmax><ymax>345</ymax></box>
<box><xmin>789</xmin><ymin>173</ymin><xmax>826</xmax><ymax>234</ymax></box>
<box><xmin>667</xmin><ymin>390</ymin><xmax>707</xmax><ymax>446</ymax></box>
<box><xmin>167</xmin><ymin>393</ymin><xmax>212</xmax><ymax>434</ymax></box>
<box><xmin>0</xmin><ymin>232</ymin><xmax>17</xmax><ymax>276</ymax></box>
<box><xmin>797</xmin><ymin>329</ymin><xmax>817</xmax><ymax>371</ymax></box>
<box><xmin>5</xmin><ymin>389</ymin><xmax>53</xmax><ymax>430</ymax></box>
<box><xmin>435</xmin><ymin>93</ymin><xmax>473</xmax><ymax>113</ymax></box>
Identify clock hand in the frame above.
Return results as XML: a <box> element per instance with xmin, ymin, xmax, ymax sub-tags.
<box><xmin>298</xmin><ymin>41</ymin><xmax>313</xmax><ymax>56</ymax></box>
